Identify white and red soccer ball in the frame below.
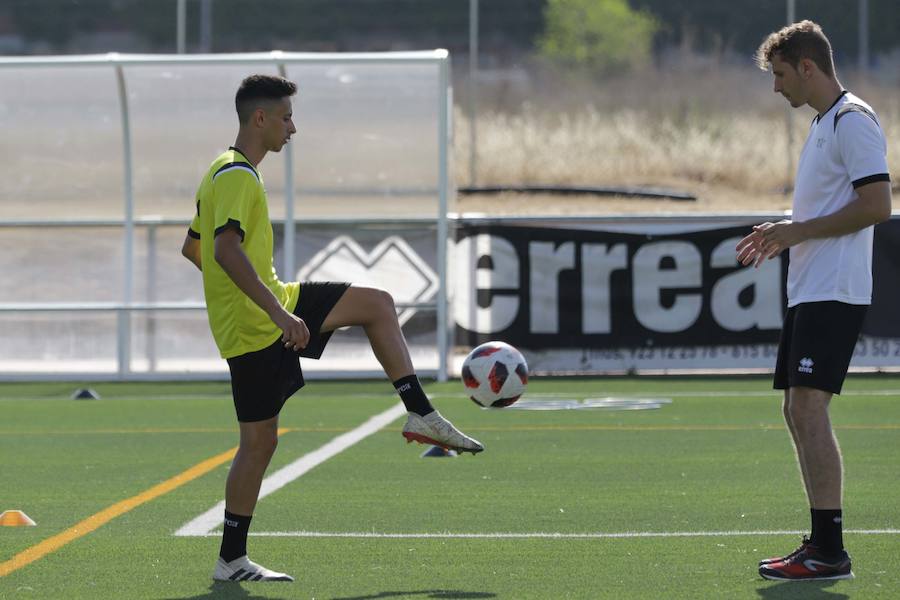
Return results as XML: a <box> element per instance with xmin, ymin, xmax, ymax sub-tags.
<box><xmin>462</xmin><ymin>341</ymin><xmax>529</xmax><ymax>408</ymax></box>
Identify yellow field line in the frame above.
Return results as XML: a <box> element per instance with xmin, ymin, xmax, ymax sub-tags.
<box><xmin>0</xmin><ymin>427</ymin><xmax>290</xmax><ymax>578</ymax></box>
<box><xmin>0</xmin><ymin>426</ymin><xmax>359</xmax><ymax>435</ymax></box>
<box><xmin>0</xmin><ymin>428</ymin><xmax>248</xmax><ymax>435</ymax></box>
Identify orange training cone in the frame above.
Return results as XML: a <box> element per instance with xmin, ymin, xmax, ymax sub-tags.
<box><xmin>0</xmin><ymin>510</ymin><xmax>37</xmax><ymax>526</ymax></box>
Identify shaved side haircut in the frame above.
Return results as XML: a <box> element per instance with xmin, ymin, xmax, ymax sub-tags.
<box><xmin>235</xmin><ymin>74</ymin><xmax>297</xmax><ymax>124</ymax></box>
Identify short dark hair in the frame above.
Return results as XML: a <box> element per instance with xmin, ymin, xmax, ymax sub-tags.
<box><xmin>235</xmin><ymin>74</ymin><xmax>297</xmax><ymax>124</ymax></box>
<box><xmin>755</xmin><ymin>20</ymin><xmax>835</xmax><ymax>78</ymax></box>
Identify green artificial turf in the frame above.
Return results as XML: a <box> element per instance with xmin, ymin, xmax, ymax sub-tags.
<box><xmin>1</xmin><ymin>376</ymin><xmax>898</xmax><ymax>599</ymax></box>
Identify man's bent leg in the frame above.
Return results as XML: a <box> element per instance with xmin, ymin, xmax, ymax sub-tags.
<box><xmin>320</xmin><ymin>286</ymin><xmax>483</xmax><ymax>454</ymax></box>
<box><xmin>320</xmin><ymin>286</ymin><xmax>413</xmax><ymax>380</ymax></box>
<box><xmin>320</xmin><ymin>286</ymin><xmax>427</xmax><ymax>414</ymax></box>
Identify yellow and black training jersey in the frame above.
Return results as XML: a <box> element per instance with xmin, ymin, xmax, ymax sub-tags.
<box><xmin>189</xmin><ymin>146</ymin><xmax>299</xmax><ymax>359</ymax></box>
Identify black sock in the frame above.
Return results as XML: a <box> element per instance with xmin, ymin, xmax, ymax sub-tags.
<box><xmin>809</xmin><ymin>508</ymin><xmax>818</xmax><ymax>544</ymax></box>
<box><xmin>219</xmin><ymin>510</ymin><xmax>252</xmax><ymax>562</ymax></box>
<box><xmin>393</xmin><ymin>374</ymin><xmax>434</xmax><ymax>416</ymax></box>
<box><xmin>811</xmin><ymin>508</ymin><xmax>843</xmax><ymax>557</ymax></box>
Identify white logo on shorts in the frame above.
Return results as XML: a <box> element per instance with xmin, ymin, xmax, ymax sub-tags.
<box><xmin>798</xmin><ymin>357</ymin><xmax>814</xmax><ymax>374</ymax></box>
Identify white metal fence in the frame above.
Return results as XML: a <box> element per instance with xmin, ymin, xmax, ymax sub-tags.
<box><xmin>0</xmin><ymin>51</ymin><xmax>452</xmax><ymax>381</ymax></box>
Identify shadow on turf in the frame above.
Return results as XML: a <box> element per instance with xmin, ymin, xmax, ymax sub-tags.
<box><xmin>331</xmin><ymin>591</ymin><xmax>497</xmax><ymax>600</ymax></box>
<box><xmin>757</xmin><ymin>580</ymin><xmax>849</xmax><ymax>600</ymax></box>
<box><xmin>162</xmin><ymin>581</ymin><xmax>293</xmax><ymax>600</ymax></box>
<box><xmin>161</xmin><ymin>585</ymin><xmax>496</xmax><ymax>600</ymax></box>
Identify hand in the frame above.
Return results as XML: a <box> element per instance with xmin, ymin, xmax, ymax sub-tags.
<box><xmin>735</xmin><ymin>220</ymin><xmax>798</xmax><ymax>268</ymax></box>
<box><xmin>735</xmin><ymin>223</ymin><xmax>770</xmax><ymax>268</ymax></box>
<box><xmin>757</xmin><ymin>219</ymin><xmax>808</xmax><ymax>257</ymax></box>
<box><xmin>274</xmin><ymin>310</ymin><xmax>310</xmax><ymax>351</ymax></box>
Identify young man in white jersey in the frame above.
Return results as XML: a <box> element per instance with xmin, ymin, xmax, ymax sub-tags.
<box><xmin>736</xmin><ymin>21</ymin><xmax>891</xmax><ymax>581</ymax></box>
<box><xmin>181</xmin><ymin>74</ymin><xmax>483</xmax><ymax>583</ymax></box>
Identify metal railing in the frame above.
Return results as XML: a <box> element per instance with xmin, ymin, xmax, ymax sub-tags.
<box><xmin>0</xmin><ymin>51</ymin><xmax>452</xmax><ymax>380</ymax></box>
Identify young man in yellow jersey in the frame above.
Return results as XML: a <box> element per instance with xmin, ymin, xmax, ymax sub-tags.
<box><xmin>182</xmin><ymin>74</ymin><xmax>483</xmax><ymax>583</ymax></box>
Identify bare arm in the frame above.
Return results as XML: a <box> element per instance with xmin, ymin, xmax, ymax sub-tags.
<box><xmin>213</xmin><ymin>228</ymin><xmax>310</xmax><ymax>350</ymax></box>
<box><xmin>181</xmin><ymin>233</ymin><xmax>202</xmax><ymax>271</ymax></box>
<box><xmin>768</xmin><ymin>180</ymin><xmax>891</xmax><ymax>244</ymax></box>
<box><xmin>736</xmin><ymin>180</ymin><xmax>892</xmax><ymax>267</ymax></box>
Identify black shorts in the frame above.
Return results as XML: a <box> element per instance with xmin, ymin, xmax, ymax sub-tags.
<box><xmin>226</xmin><ymin>282</ymin><xmax>350</xmax><ymax>422</ymax></box>
<box><xmin>773</xmin><ymin>301</ymin><xmax>867</xmax><ymax>395</ymax></box>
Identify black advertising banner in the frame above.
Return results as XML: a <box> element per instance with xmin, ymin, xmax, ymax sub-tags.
<box><xmin>453</xmin><ymin>219</ymin><xmax>900</xmax><ymax>351</ymax></box>
<box><xmin>865</xmin><ymin>218</ymin><xmax>900</xmax><ymax>337</ymax></box>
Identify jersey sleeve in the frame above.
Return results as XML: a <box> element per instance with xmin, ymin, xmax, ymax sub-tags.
<box><xmin>835</xmin><ymin>110</ymin><xmax>891</xmax><ymax>188</ymax></box>
<box><xmin>212</xmin><ymin>168</ymin><xmax>258</xmax><ymax>241</ymax></box>
<box><xmin>188</xmin><ymin>199</ymin><xmax>201</xmax><ymax>239</ymax></box>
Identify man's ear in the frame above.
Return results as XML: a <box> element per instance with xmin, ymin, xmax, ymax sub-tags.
<box><xmin>251</xmin><ymin>106</ymin><xmax>266</xmax><ymax>128</ymax></box>
<box><xmin>799</xmin><ymin>58</ymin><xmax>816</xmax><ymax>79</ymax></box>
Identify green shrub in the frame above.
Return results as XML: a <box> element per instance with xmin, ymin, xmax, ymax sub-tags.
<box><xmin>538</xmin><ymin>0</ymin><xmax>658</xmax><ymax>75</ymax></box>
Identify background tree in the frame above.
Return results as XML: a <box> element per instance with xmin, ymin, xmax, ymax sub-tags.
<box><xmin>538</xmin><ymin>0</ymin><xmax>658</xmax><ymax>75</ymax></box>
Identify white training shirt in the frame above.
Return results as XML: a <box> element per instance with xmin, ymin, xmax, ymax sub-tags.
<box><xmin>788</xmin><ymin>91</ymin><xmax>890</xmax><ymax>307</ymax></box>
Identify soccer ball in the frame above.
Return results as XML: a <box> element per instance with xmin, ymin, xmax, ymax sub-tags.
<box><xmin>462</xmin><ymin>341</ymin><xmax>528</xmax><ymax>408</ymax></box>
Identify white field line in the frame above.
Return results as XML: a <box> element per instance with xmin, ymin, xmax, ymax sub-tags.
<box><xmin>47</xmin><ymin>389</ymin><xmax>900</xmax><ymax>403</ymax></box>
<box><xmin>448</xmin><ymin>390</ymin><xmax>900</xmax><ymax>399</ymax></box>
<box><xmin>179</xmin><ymin>529</ymin><xmax>900</xmax><ymax>539</ymax></box>
<box><xmin>174</xmin><ymin>402</ymin><xmax>407</xmax><ymax>537</ymax></box>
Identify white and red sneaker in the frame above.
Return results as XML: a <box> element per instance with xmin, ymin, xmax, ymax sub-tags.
<box><xmin>402</xmin><ymin>411</ymin><xmax>484</xmax><ymax>454</ymax></box>
<box><xmin>759</xmin><ymin>536</ymin><xmax>811</xmax><ymax>566</ymax></box>
<box><xmin>759</xmin><ymin>544</ymin><xmax>853</xmax><ymax>581</ymax></box>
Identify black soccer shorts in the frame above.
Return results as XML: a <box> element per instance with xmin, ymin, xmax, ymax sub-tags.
<box><xmin>226</xmin><ymin>282</ymin><xmax>350</xmax><ymax>422</ymax></box>
<box><xmin>773</xmin><ymin>300</ymin><xmax>867</xmax><ymax>395</ymax></box>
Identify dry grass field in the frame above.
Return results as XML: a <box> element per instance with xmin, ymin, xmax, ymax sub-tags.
<box><xmin>455</xmin><ymin>63</ymin><xmax>900</xmax><ymax>216</ymax></box>
<box><xmin>0</xmin><ymin>64</ymin><xmax>895</xmax><ymax>220</ymax></box>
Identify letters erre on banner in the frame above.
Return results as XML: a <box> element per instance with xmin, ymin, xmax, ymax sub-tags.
<box><xmin>451</xmin><ymin>220</ymin><xmax>900</xmax><ymax>352</ymax></box>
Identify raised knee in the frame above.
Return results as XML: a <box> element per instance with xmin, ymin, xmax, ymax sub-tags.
<box><xmin>373</xmin><ymin>289</ymin><xmax>396</xmax><ymax>315</ymax></box>
<box><xmin>379</xmin><ymin>288</ymin><xmax>395</xmax><ymax>307</ymax></box>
